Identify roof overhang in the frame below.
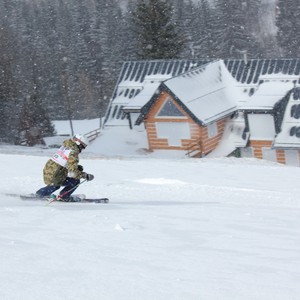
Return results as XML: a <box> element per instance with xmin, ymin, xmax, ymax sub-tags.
<box><xmin>201</xmin><ymin>107</ymin><xmax>237</xmax><ymax>125</ymax></box>
<box><xmin>122</xmin><ymin>107</ymin><xmax>141</xmax><ymax>113</ymax></box>
<box><xmin>242</xmin><ymin>109</ymin><xmax>273</xmax><ymax>113</ymax></box>
<box><xmin>272</xmin><ymin>144</ymin><xmax>300</xmax><ymax>149</ymax></box>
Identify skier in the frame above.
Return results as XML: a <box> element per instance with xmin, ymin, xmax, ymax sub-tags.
<box><xmin>35</xmin><ymin>134</ymin><xmax>94</xmax><ymax>201</ymax></box>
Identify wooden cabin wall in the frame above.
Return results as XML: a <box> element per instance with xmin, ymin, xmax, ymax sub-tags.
<box><xmin>144</xmin><ymin>91</ymin><xmax>227</xmax><ymax>154</ymax></box>
<box><xmin>249</xmin><ymin>140</ymin><xmax>286</xmax><ymax>164</ymax></box>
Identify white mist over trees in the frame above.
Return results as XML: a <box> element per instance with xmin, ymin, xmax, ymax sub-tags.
<box><xmin>0</xmin><ymin>0</ymin><xmax>297</xmax><ymax>144</ymax></box>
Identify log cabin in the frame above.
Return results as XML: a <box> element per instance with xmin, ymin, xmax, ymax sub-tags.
<box><xmin>104</xmin><ymin>58</ymin><xmax>300</xmax><ymax>165</ymax></box>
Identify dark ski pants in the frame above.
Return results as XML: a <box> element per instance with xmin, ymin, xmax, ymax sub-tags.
<box><xmin>36</xmin><ymin>177</ymin><xmax>80</xmax><ymax>199</ymax></box>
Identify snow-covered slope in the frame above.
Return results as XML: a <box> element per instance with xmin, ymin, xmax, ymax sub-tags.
<box><xmin>0</xmin><ymin>134</ymin><xmax>300</xmax><ymax>299</ymax></box>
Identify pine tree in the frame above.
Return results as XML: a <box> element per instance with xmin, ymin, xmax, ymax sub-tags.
<box><xmin>87</xmin><ymin>0</ymin><xmax>127</xmax><ymax>117</ymax></box>
<box><xmin>0</xmin><ymin>0</ymin><xmax>284</xmax><ymax>144</ymax></box>
<box><xmin>242</xmin><ymin>0</ymin><xmax>266</xmax><ymax>58</ymax></box>
<box><xmin>214</xmin><ymin>0</ymin><xmax>261</xmax><ymax>59</ymax></box>
<box><xmin>37</xmin><ymin>1</ymin><xmax>62</xmax><ymax>114</ymax></box>
<box><xmin>242</xmin><ymin>0</ymin><xmax>261</xmax><ymax>36</ymax></box>
<box><xmin>0</xmin><ymin>26</ymin><xmax>18</xmax><ymax>141</ymax></box>
<box><xmin>172</xmin><ymin>0</ymin><xmax>195</xmax><ymax>58</ymax></box>
<box><xmin>276</xmin><ymin>0</ymin><xmax>300</xmax><ymax>57</ymax></box>
<box><xmin>191</xmin><ymin>0</ymin><xmax>219</xmax><ymax>58</ymax></box>
<box><xmin>18</xmin><ymin>93</ymin><xmax>55</xmax><ymax>146</ymax></box>
<box><xmin>131</xmin><ymin>0</ymin><xmax>185</xmax><ymax>59</ymax></box>
<box><xmin>122</xmin><ymin>0</ymin><xmax>140</xmax><ymax>60</ymax></box>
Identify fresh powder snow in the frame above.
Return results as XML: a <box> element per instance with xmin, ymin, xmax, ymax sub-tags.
<box><xmin>0</xmin><ymin>120</ymin><xmax>300</xmax><ymax>300</ymax></box>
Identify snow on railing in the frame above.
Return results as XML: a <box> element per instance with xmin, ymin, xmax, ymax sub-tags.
<box><xmin>185</xmin><ymin>140</ymin><xmax>203</xmax><ymax>158</ymax></box>
<box><xmin>85</xmin><ymin>128</ymin><xmax>101</xmax><ymax>143</ymax></box>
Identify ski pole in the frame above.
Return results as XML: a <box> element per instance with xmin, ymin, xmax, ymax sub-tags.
<box><xmin>47</xmin><ymin>179</ymin><xmax>87</xmax><ymax>205</ymax></box>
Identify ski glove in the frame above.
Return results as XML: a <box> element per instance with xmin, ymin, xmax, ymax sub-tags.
<box><xmin>78</xmin><ymin>165</ymin><xmax>84</xmax><ymax>171</ymax></box>
<box><xmin>82</xmin><ymin>172</ymin><xmax>94</xmax><ymax>181</ymax></box>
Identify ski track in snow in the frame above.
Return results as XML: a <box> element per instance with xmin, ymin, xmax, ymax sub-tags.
<box><xmin>0</xmin><ymin>152</ymin><xmax>300</xmax><ymax>300</ymax></box>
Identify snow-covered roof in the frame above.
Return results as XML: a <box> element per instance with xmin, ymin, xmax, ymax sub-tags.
<box><xmin>207</xmin><ymin>112</ymin><xmax>248</xmax><ymax>157</ymax></box>
<box><xmin>110</xmin><ymin>60</ymin><xmax>209</xmax><ymax>107</ymax></box>
<box><xmin>123</xmin><ymin>75</ymin><xmax>172</xmax><ymax>111</ymax></box>
<box><xmin>105</xmin><ymin>59</ymin><xmax>300</xmax><ymax>126</ymax></box>
<box><xmin>273</xmin><ymin>87</ymin><xmax>300</xmax><ymax>148</ymax></box>
<box><xmin>161</xmin><ymin>60</ymin><xmax>247</xmax><ymax>124</ymax></box>
<box><xmin>114</xmin><ymin>59</ymin><xmax>300</xmax><ymax>91</ymax></box>
<box><xmin>110</xmin><ymin>82</ymin><xmax>143</xmax><ymax>107</ymax></box>
<box><xmin>242</xmin><ymin>75</ymin><xmax>296</xmax><ymax>111</ymax></box>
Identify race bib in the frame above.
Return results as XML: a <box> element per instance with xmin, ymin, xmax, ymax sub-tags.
<box><xmin>51</xmin><ymin>146</ymin><xmax>72</xmax><ymax>167</ymax></box>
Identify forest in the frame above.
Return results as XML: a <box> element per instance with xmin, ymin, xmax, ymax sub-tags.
<box><xmin>0</xmin><ymin>0</ymin><xmax>299</xmax><ymax>144</ymax></box>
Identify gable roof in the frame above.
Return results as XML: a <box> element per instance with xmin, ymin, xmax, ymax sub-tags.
<box><xmin>122</xmin><ymin>74</ymin><xmax>171</xmax><ymax>111</ymax></box>
<box><xmin>225</xmin><ymin>59</ymin><xmax>300</xmax><ymax>85</ymax></box>
<box><xmin>105</xmin><ymin>58</ymin><xmax>300</xmax><ymax>126</ymax></box>
<box><xmin>273</xmin><ymin>87</ymin><xmax>300</xmax><ymax>149</ymax></box>
<box><xmin>156</xmin><ymin>60</ymin><xmax>247</xmax><ymax>125</ymax></box>
<box><xmin>108</xmin><ymin>60</ymin><xmax>210</xmax><ymax>113</ymax></box>
<box><xmin>114</xmin><ymin>59</ymin><xmax>300</xmax><ymax>92</ymax></box>
<box><xmin>241</xmin><ymin>75</ymin><xmax>296</xmax><ymax>111</ymax></box>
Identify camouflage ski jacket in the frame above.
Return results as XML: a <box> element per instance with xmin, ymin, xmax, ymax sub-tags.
<box><xmin>43</xmin><ymin>139</ymin><xmax>83</xmax><ymax>186</ymax></box>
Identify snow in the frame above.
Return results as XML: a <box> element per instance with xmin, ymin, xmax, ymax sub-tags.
<box><xmin>53</xmin><ymin>119</ymin><xmax>102</xmax><ymax>136</ymax></box>
<box><xmin>107</xmin><ymin>74</ymin><xmax>173</xmax><ymax>126</ymax></box>
<box><xmin>207</xmin><ymin>113</ymin><xmax>248</xmax><ymax>157</ymax></box>
<box><xmin>274</xmin><ymin>92</ymin><xmax>300</xmax><ymax>148</ymax></box>
<box><xmin>248</xmin><ymin>114</ymin><xmax>276</xmax><ymax>140</ymax></box>
<box><xmin>164</xmin><ymin>60</ymin><xmax>247</xmax><ymax>124</ymax></box>
<box><xmin>123</xmin><ymin>75</ymin><xmax>171</xmax><ymax>110</ymax></box>
<box><xmin>242</xmin><ymin>78</ymin><xmax>295</xmax><ymax>110</ymax></box>
<box><xmin>1</xmin><ymin>120</ymin><xmax>300</xmax><ymax>300</ymax></box>
<box><xmin>155</xmin><ymin>122</ymin><xmax>191</xmax><ymax>146</ymax></box>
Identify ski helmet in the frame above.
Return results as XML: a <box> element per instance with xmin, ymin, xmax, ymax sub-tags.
<box><xmin>73</xmin><ymin>134</ymin><xmax>89</xmax><ymax>149</ymax></box>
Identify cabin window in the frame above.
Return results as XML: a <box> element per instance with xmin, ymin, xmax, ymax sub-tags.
<box><xmin>289</xmin><ymin>126</ymin><xmax>300</xmax><ymax>138</ymax></box>
<box><xmin>121</xmin><ymin>111</ymin><xmax>127</xmax><ymax>120</ymax></box>
<box><xmin>249</xmin><ymin>88</ymin><xmax>255</xmax><ymax>96</ymax></box>
<box><xmin>156</xmin><ymin>98</ymin><xmax>185</xmax><ymax>117</ymax></box>
<box><xmin>156</xmin><ymin>122</ymin><xmax>190</xmax><ymax>146</ymax></box>
<box><xmin>207</xmin><ymin>123</ymin><xmax>217</xmax><ymax>138</ymax></box>
<box><xmin>290</xmin><ymin>104</ymin><xmax>300</xmax><ymax>119</ymax></box>
<box><xmin>129</xmin><ymin>89</ymin><xmax>135</xmax><ymax>99</ymax></box>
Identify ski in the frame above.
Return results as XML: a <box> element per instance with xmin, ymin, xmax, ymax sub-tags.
<box><xmin>61</xmin><ymin>197</ymin><xmax>109</xmax><ymax>203</ymax></box>
<box><xmin>17</xmin><ymin>194</ymin><xmax>109</xmax><ymax>204</ymax></box>
<box><xmin>48</xmin><ymin>194</ymin><xmax>109</xmax><ymax>204</ymax></box>
<box><xmin>3</xmin><ymin>193</ymin><xmax>45</xmax><ymax>200</ymax></box>
<box><xmin>19</xmin><ymin>194</ymin><xmax>48</xmax><ymax>201</ymax></box>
